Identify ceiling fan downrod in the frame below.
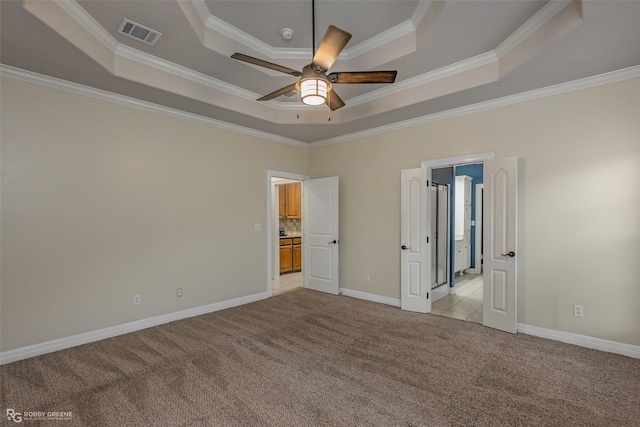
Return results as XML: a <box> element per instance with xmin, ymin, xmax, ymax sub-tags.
<box><xmin>312</xmin><ymin>0</ymin><xmax>316</xmax><ymax>58</ymax></box>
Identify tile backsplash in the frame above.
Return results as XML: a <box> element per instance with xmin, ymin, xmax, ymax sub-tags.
<box><xmin>280</xmin><ymin>218</ymin><xmax>301</xmax><ymax>236</ymax></box>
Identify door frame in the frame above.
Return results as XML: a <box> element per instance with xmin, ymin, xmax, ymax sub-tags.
<box><xmin>266</xmin><ymin>170</ymin><xmax>309</xmax><ymax>296</ymax></box>
<box><xmin>470</xmin><ymin>183</ymin><xmax>484</xmax><ymax>274</ymax></box>
<box><xmin>421</xmin><ymin>152</ymin><xmax>494</xmax><ymax>301</ymax></box>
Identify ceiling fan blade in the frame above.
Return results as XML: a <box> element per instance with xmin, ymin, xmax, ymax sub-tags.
<box><xmin>327</xmin><ymin>88</ymin><xmax>345</xmax><ymax>111</ymax></box>
<box><xmin>231</xmin><ymin>53</ymin><xmax>302</xmax><ymax>77</ymax></box>
<box><xmin>328</xmin><ymin>71</ymin><xmax>398</xmax><ymax>84</ymax></box>
<box><xmin>312</xmin><ymin>25</ymin><xmax>352</xmax><ymax>72</ymax></box>
<box><xmin>257</xmin><ymin>83</ymin><xmax>297</xmax><ymax>101</ymax></box>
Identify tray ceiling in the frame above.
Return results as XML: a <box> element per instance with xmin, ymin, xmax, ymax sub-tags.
<box><xmin>1</xmin><ymin>0</ymin><xmax>639</xmax><ymax>143</ymax></box>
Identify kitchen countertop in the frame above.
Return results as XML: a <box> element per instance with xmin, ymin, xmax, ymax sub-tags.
<box><xmin>280</xmin><ymin>235</ymin><xmax>302</xmax><ymax>238</ymax></box>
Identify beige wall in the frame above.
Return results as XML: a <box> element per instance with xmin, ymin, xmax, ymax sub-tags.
<box><xmin>310</xmin><ymin>77</ymin><xmax>640</xmax><ymax>346</ymax></box>
<box><xmin>2</xmin><ymin>74</ymin><xmax>639</xmax><ymax>353</ymax></box>
<box><xmin>0</xmin><ymin>77</ymin><xmax>309</xmax><ymax>351</ymax></box>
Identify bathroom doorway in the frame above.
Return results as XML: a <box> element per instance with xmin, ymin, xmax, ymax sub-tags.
<box><xmin>431</xmin><ymin>163</ymin><xmax>484</xmax><ymax>323</ymax></box>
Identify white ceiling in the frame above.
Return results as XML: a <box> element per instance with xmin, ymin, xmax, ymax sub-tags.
<box><xmin>1</xmin><ymin>0</ymin><xmax>639</xmax><ymax>143</ymax></box>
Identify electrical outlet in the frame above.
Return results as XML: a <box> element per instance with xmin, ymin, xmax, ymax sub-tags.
<box><xmin>177</xmin><ymin>288</ymin><xmax>183</xmax><ymax>297</ymax></box>
<box><xmin>365</xmin><ymin>273</ymin><xmax>370</xmax><ymax>282</ymax></box>
<box><xmin>133</xmin><ymin>295</ymin><xmax>141</xmax><ymax>305</ymax></box>
<box><xmin>573</xmin><ymin>304</ymin><xmax>583</xmax><ymax>317</ymax></box>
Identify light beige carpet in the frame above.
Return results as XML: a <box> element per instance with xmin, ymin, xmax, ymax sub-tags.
<box><xmin>1</xmin><ymin>289</ymin><xmax>639</xmax><ymax>426</ymax></box>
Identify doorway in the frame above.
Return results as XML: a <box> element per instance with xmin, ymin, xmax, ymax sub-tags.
<box><xmin>401</xmin><ymin>153</ymin><xmax>518</xmax><ymax>333</ymax></box>
<box><xmin>267</xmin><ymin>171</ymin><xmax>309</xmax><ymax>297</ymax></box>
<box><xmin>273</xmin><ymin>178</ymin><xmax>303</xmax><ymax>295</ymax></box>
<box><xmin>431</xmin><ymin>163</ymin><xmax>484</xmax><ymax>323</ymax></box>
<box><xmin>266</xmin><ymin>172</ymin><xmax>341</xmax><ymax>297</ymax></box>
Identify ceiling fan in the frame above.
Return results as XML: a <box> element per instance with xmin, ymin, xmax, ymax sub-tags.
<box><xmin>230</xmin><ymin>1</ymin><xmax>397</xmax><ymax>111</ymax></box>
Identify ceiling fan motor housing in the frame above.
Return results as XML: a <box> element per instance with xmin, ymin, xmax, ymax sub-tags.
<box><xmin>296</xmin><ymin>65</ymin><xmax>332</xmax><ymax>106</ymax></box>
<box><xmin>295</xmin><ymin>64</ymin><xmax>332</xmax><ymax>91</ymax></box>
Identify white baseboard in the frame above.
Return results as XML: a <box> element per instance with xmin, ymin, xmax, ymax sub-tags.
<box><xmin>340</xmin><ymin>288</ymin><xmax>400</xmax><ymax>307</ymax></box>
<box><xmin>336</xmin><ymin>292</ymin><xmax>639</xmax><ymax>359</ymax></box>
<box><xmin>4</xmin><ymin>292</ymin><xmax>636</xmax><ymax>364</ymax></box>
<box><xmin>0</xmin><ymin>291</ymin><xmax>270</xmax><ymax>365</ymax></box>
<box><xmin>517</xmin><ymin>323</ymin><xmax>640</xmax><ymax>359</ymax></box>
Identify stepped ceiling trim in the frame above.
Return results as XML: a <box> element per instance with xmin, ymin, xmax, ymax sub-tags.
<box><xmin>3</xmin><ymin>64</ymin><xmax>638</xmax><ymax>149</ymax></box>
<box><xmin>23</xmin><ymin>0</ymin><xmax>583</xmax><ymax>125</ymax></box>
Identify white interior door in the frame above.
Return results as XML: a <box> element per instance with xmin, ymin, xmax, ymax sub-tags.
<box><xmin>303</xmin><ymin>177</ymin><xmax>339</xmax><ymax>295</ymax></box>
<box><xmin>400</xmin><ymin>168</ymin><xmax>430</xmax><ymax>313</ymax></box>
<box><xmin>483</xmin><ymin>157</ymin><xmax>518</xmax><ymax>333</ymax></box>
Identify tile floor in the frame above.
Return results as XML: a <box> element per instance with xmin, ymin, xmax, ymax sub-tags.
<box><xmin>432</xmin><ymin>273</ymin><xmax>483</xmax><ymax>324</ymax></box>
<box><xmin>272</xmin><ymin>272</ymin><xmax>303</xmax><ymax>296</ymax></box>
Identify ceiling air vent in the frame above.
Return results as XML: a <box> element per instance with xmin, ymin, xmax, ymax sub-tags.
<box><xmin>118</xmin><ymin>19</ymin><xmax>162</xmax><ymax>46</ymax></box>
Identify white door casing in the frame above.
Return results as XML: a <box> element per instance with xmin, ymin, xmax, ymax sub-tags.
<box><xmin>271</xmin><ymin>181</ymin><xmax>280</xmax><ymax>280</ymax></box>
<box><xmin>400</xmin><ymin>168</ymin><xmax>430</xmax><ymax>313</ymax></box>
<box><xmin>483</xmin><ymin>157</ymin><xmax>518</xmax><ymax>333</ymax></box>
<box><xmin>303</xmin><ymin>177</ymin><xmax>340</xmax><ymax>295</ymax></box>
<box><xmin>471</xmin><ymin>183</ymin><xmax>484</xmax><ymax>275</ymax></box>
<box><xmin>266</xmin><ymin>170</ymin><xmax>309</xmax><ymax>297</ymax></box>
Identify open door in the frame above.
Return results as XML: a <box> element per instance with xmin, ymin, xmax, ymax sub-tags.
<box><xmin>483</xmin><ymin>157</ymin><xmax>518</xmax><ymax>333</ymax></box>
<box><xmin>303</xmin><ymin>177</ymin><xmax>339</xmax><ymax>295</ymax></box>
<box><xmin>400</xmin><ymin>168</ymin><xmax>430</xmax><ymax>313</ymax></box>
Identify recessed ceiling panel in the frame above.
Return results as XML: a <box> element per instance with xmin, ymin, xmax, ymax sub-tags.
<box><xmin>206</xmin><ymin>0</ymin><xmax>419</xmax><ymax>48</ymax></box>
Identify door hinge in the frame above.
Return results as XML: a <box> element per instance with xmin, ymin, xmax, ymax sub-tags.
<box><xmin>426</xmin><ymin>292</ymin><xmax>429</xmax><ymax>299</ymax></box>
<box><xmin>426</xmin><ymin>180</ymin><xmax>429</xmax><ymax>186</ymax></box>
<box><xmin>426</xmin><ymin>236</ymin><xmax>429</xmax><ymax>243</ymax></box>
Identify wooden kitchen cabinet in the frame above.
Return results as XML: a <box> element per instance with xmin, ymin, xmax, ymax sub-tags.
<box><xmin>279</xmin><ymin>183</ymin><xmax>301</xmax><ymax>219</ymax></box>
<box><xmin>280</xmin><ymin>238</ymin><xmax>293</xmax><ymax>273</ymax></box>
<box><xmin>280</xmin><ymin>237</ymin><xmax>302</xmax><ymax>274</ymax></box>
<box><xmin>293</xmin><ymin>237</ymin><xmax>302</xmax><ymax>271</ymax></box>
<box><xmin>278</xmin><ymin>185</ymin><xmax>286</xmax><ymax>219</ymax></box>
<box><xmin>285</xmin><ymin>183</ymin><xmax>301</xmax><ymax>219</ymax></box>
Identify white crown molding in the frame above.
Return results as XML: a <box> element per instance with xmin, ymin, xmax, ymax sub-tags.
<box><xmin>22</xmin><ymin>0</ymin><xmax>585</xmax><ymax>127</ymax></box>
<box><xmin>309</xmin><ymin>65</ymin><xmax>640</xmax><ymax>148</ymax></box>
<box><xmin>347</xmin><ymin>51</ymin><xmax>498</xmax><ymax>108</ymax></box>
<box><xmin>114</xmin><ymin>44</ymin><xmax>257</xmax><ymax>102</ymax></box>
<box><xmin>205</xmin><ymin>14</ymin><xmax>314</xmax><ymax>62</ymax></box>
<box><xmin>518</xmin><ymin>323</ymin><xmax>640</xmax><ymax>359</ymax></box>
<box><xmin>495</xmin><ymin>0</ymin><xmax>573</xmax><ymax>58</ymax></box>
<box><xmin>54</xmin><ymin>0</ymin><xmax>118</xmax><ymax>52</ymax></box>
<box><xmin>0</xmin><ymin>291</ymin><xmax>271</xmax><ymax>365</ymax></box>
<box><xmin>0</xmin><ymin>65</ymin><xmax>308</xmax><ymax>148</ymax></box>
<box><xmin>188</xmin><ymin>0</ymin><xmax>434</xmax><ymax>71</ymax></box>
<box><xmin>411</xmin><ymin>0</ymin><xmax>434</xmax><ymax>27</ymax></box>
<box><xmin>344</xmin><ymin>0</ymin><xmax>582</xmax><ymax>112</ymax></box>
<box><xmin>345</xmin><ymin>20</ymin><xmax>415</xmax><ymax>60</ymax></box>
<box><xmin>5</xmin><ymin>63</ymin><xmax>636</xmax><ymax>149</ymax></box>
<box><xmin>206</xmin><ymin>14</ymin><xmax>291</xmax><ymax>59</ymax></box>
<box><xmin>190</xmin><ymin>0</ymin><xmax>212</xmax><ymax>24</ymax></box>
<box><xmin>45</xmin><ymin>0</ymin><xmax>257</xmax><ymax>103</ymax></box>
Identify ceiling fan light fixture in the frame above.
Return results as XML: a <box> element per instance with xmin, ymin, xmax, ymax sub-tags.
<box><xmin>299</xmin><ymin>78</ymin><xmax>330</xmax><ymax>106</ymax></box>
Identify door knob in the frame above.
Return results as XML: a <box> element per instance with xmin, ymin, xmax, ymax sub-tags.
<box><xmin>501</xmin><ymin>251</ymin><xmax>516</xmax><ymax>257</ymax></box>
<box><xmin>401</xmin><ymin>245</ymin><xmax>410</xmax><ymax>250</ymax></box>
<box><xmin>328</xmin><ymin>240</ymin><xmax>339</xmax><ymax>244</ymax></box>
